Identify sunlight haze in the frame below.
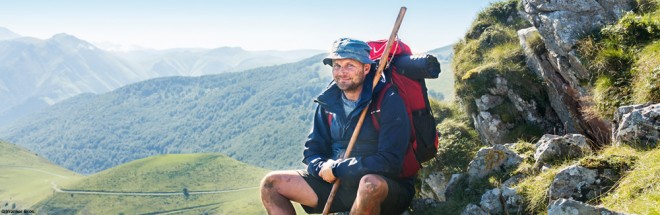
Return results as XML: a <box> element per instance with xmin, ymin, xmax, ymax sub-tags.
<box><xmin>0</xmin><ymin>0</ymin><xmax>493</xmax><ymax>51</ymax></box>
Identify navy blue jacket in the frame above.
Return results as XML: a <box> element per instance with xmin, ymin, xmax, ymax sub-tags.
<box><xmin>303</xmin><ymin>71</ymin><xmax>412</xmax><ymax>187</ymax></box>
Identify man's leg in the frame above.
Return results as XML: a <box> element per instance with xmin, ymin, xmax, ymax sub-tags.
<box><xmin>260</xmin><ymin>170</ymin><xmax>318</xmax><ymax>215</ymax></box>
<box><xmin>350</xmin><ymin>174</ymin><xmax>389</xmax><ymax>215</ymax></box>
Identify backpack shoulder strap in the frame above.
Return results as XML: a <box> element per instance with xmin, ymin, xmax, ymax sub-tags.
<box><xmin>369</xmin><ymin>83</ymin><xmax>394</xmax><ymax>131</ymax></box>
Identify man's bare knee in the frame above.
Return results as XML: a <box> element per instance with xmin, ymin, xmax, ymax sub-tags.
<box><xmin>261</xmin><ymin>172</ymin><xmax>285</xmax><ymax>192</ymax></box>
<box><xmin>358</xmin><ymin>174</ymin><xmax>388</xmax><ymax>197</ymax></box>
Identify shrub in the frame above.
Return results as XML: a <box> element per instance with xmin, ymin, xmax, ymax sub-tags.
<box><xmin>635</xmin><ymin>0</ymin><xmax>659</xmax><ymax>14</ymax></box>
<box><xmin>601</xmin><ymin>12</ymin><xmax>660</xmax><ymax>46</ymax></box>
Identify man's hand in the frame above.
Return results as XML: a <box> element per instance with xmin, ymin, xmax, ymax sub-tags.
<box><xmin>319</xmin><ymin>159</ymin><xmax>337</xmax><ymax>183</ymax></box>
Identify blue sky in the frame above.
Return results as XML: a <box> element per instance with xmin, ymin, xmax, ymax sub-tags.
<box><xmin>0</xmin><ymin>1</ymin><xmax>495</xmax><ymax>52</ymax></box>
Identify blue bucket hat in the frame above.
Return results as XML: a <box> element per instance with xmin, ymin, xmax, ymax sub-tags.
<box><xmin>323</xmin><ymin>38</ymin><xmax>375</xmax><ymax>66</ymax></box>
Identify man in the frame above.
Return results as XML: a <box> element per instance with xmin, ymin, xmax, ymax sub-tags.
<box><xmin>260</xmin><ymin>38</ymin><xmax>414</xmax><ymax>215</ymax></box>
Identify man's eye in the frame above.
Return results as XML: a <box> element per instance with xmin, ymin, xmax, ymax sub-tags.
<box><xmin>333</xmin><ymin>65</ymin><xmax>341</xmax><ymax>70</ymax></box>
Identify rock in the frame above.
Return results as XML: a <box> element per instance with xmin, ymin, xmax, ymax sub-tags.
<box><xmin>419</xmin><ymin>171</ymin><xmax>449</xmax><ymax>201</ymax></box>
<box><xmin>534</xmin><ymin>134</ymin><xmax>592</xmax><ymax>168</ymax></box>
<box><xmin>410</xmin><ymin>198</ymin><xmax>440</xmax><ymax>212</ymax></box>
<box><xmin>612</xmin><ymin>103</ymin><xmax>660</xmax><ymax>148</ymax></box>
<box><xmin>467</xmin><ymin>144</ymin><xmax>522</xmax><ymax>181</ymax></box>
<box><xmin>475</xmin><ymin>94</ymin><xmax>504</xmax><ymax>111</ymax></box>
<box><xmin>547</xmin><ymin>198</ymin><xmax>630</xmax><ymax>215</ymax></box>
<box><xmin>461</xmin><ymin>203</ymin><xmax>488</xmax><ymax>215</ymax></box>
<box><xmin>479</xmin><ymin>187</ymin><xmax>524</xmax><ymax>214</ymax></box>
<box><xmin>502</xmin><ymin>174</ymin><xmax>524</xmax><ymax>188</ymax></box>
<box><xmin>522</xmin><ymin>0</ymin><xmax>634</xmax><ymax>57</ymax></box>
<box><xmin>472</xmin><ymin>75</ymin><xmax>562</xmax><ymax>145</ymax></box>
<box><xmin>472</xmin><ymin>111</ymin><xmax>513</xmax><ymax>145</ymax></box>
<box><xmin>444</xmin><ymin>173</ymin><xmax>465</xmax><ymax>198</ymax></box>
<box><xmin>548</xmin><ymin>165</ymin><xmax>621</xmax><ymax>202</ymax></box>
<box><xmin>519</xmin><ymin>0</ymin><xmax>635</xmax><ymax>145</ymax></box>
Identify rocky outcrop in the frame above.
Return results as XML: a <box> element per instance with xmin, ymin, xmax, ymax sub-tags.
<box><xmin>519</xmin><ymin>0</ymin><xmax>636</xmax><ymax>146</ymax></box>
<box><xmin>478</xmin><ymin>187</ymin><xmax>524</xmax><ymax>214</ymax></box>
<box><xmin>462</xmin><ymin>203</ymin><xmax>488</xmax><ymax>215</ymax></box>
<box><xmin>549</xmin><ymin>165</ymin><xmax>620</xmax><ymax>202</ymax></box>
<box><xmin>548</xmin><ymin>198</ymin><xmax>629</xmax><ymax>215</ymax></box>
<box><xmin>419</xmin><ymin>171</ymin><xmax>449</xmax><ymax>201</ymax></box>
<box><xmin>612</xmin><ymin>103</ymin><xmax>660</xmax><ymax>148</ymax></box>
<box><xmin>534</xmin><ymin>134</ymin><xmax>592</xmax><ymax>168</ymax></box>
<box><xmin>522</xmin><ymin>0</ymin><xmax>633</xmax><ymax>58</ymax></box>
<box><xmin>472</xmin><ymin>76</ymin><xmax>561</xmax><ymax>145</ymax></box>
<box><xmin>466</xmin><ymin>144</ymin><xmax>522</xmax><ymax>181</ymax></box>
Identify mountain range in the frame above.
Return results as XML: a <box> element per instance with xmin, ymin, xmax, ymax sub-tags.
<box><xmin>0</xmin><ymin>54</ymin><xmax>330</xmax><ymax>174</ymax></box>
<box><xmin>0</xmin><ymin>27</ymin><xmax>453</xmax><ymax>175</ymax></box>
<box><xmin>0</xmin><ymin>27</ymin><xmax>322</xmax><ymax>128</ymax></box>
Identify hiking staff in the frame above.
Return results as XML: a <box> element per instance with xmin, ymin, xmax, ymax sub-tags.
<box><xmin>321</xmin><ymin>6</ymin><xmax>407</xmax><ymax>215</ymax></box>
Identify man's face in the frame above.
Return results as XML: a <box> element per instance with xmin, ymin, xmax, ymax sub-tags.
<box><xmin>332</xmin><ymin>58</ymin><xmax>370</xmax><ymax>93</ymax></box>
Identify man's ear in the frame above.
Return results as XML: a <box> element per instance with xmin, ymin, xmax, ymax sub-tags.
<box><xmin>363</xmin><ymin>63</ymin><xmax>371</xmax><ymax>76</ymax></box>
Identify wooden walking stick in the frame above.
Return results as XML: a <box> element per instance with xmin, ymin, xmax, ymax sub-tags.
<box><xmin>321</xmin><ymin>7</ymin><xmax>407</xmax><ymax>215</ymax></box>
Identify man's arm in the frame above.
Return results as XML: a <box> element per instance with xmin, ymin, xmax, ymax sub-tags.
<box><xmin>330</xmin><ymin>89</ymin><xmax>411</xmax><ymax>183</ymax></box>
<box><xmin>302</xmin><ymin>105</ymin><xmax>333</xmax><ymax>178</ymax></box>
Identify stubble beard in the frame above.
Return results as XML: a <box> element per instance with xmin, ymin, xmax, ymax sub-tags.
<box><xmin>335</xmin><ymin>73</ymin><xmax>365</xmax><ymax>95</ymax></box>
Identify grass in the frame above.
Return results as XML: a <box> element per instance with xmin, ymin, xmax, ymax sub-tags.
<box><xmin>453</xmin><ymin>0</ymin><xmax>552</xmax><ymax>144</ymax></box>
<box><xmin>632</xmin><ymin>42</ymin><xmax>660</xmax><ymax>103</ymax></box>
<box><xmin>0</xmin><ymin>141</ymin><xmax>82</xmax><ymax>208</ymax></box>
<box><xmin>515</xmin><ymin>166</ymin><xmax>562</xmax><ymax>215</ymax></box>
<box><xmin>70</xmin><ymin>153</ymin><xmax>268</xmax><ymax>192</ymax></box>
<box><xmin>426</xmin><ymin>100</ymin><xmax>482</xmax><ymax>174</ymax></box>
<box><xmin>413</xmin><ymin>174</ymin><xmax>506</xmax><ymax>215</ymax></box>
<box><xmin>37</xmin><ymin>188</ymin><xmax>267</xmax><ymax>215</ymax></box>
<box><xmin>576</xmin><ymin>3</ymin><xmax>660</xmax><ymax>120</ymax></box>
<box><xmin>601</xmin><ymin>147</ymin><xmax>660</xmax><ymax>214</ymax></box>
<box><xmin>32</xmin><ymin>153</ymin><xmax>291</xmax><ymax>214</ymax></box>
<box><xmin>513</xmin><ymin>145</ymin><xmax>648</xmax><ymax>214</ymax></box>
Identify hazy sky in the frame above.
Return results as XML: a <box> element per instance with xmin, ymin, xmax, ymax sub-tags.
<box><xmin>0</xmin><ymin>1</ymin><xmax>495</xmax><ymax>52</ymax></box>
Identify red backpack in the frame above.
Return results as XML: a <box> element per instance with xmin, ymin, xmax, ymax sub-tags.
<box><xmin>368</xmin><ymin>39</ymin><xmax>440</xmax><ymax>178</ymax></box>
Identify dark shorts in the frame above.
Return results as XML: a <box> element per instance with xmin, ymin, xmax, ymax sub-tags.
<box><xmin>297</xmin><ymin>170</ymin><xmax>414</xmax><ymax>215</ymax></box>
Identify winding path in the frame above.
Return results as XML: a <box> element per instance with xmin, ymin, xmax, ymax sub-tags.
<box><xmin>51</xmin><ymin>182</ymin><xmax>258</xmax><ymax>196</ymax></box>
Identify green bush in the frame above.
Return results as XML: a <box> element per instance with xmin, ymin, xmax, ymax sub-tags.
<box><xmin>635</xmin><ymin>0</ymin><xmax>660</xmax><ymax>14</ymax></box>
<box><xmin>433</xmin><ymin>119</ymin><xmax>482</xmax><ymax>174</ymax></box>
<box><xmin>601</xmin><ymin>12</ymin><xmax>660</xmax><ymax>46</ymax></box>
<box><xmin>576</xmin><ymin>4</ymin><xmax>660</xmax><ymax>120</ymax></box>
<box><xmin>591</xmin><ymin>46</ymin><xmax>636</xmax><ymax>77</ymax></box>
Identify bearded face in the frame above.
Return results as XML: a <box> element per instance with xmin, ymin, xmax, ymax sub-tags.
<box><xmin>332</xmin><ymin>59</ymin><xmax>370</xmax><ymax>94</ymax></box>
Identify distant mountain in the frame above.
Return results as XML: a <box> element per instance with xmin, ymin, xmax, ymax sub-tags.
<box><xmin>0</xmin><ymin>27</ymin><xmax>21</xmax><ymax>40</ymax></box>
<box><xmin>35</xmin><ymin>153</ymin><xmax>278</xmax><ymax>214</ymax></box>
<box><xmin>0</xmin><ymin>141</ymin><xmax>82</xmax><ymax>209</ymax></box>
<box><xmin>426</xmin><ymin>44</ymin><xmax>455</xmax><ymax>101</ymax></box>
<box><xmin>0</xmin><ymin>27</ymin><xmax>323</xmax><ymax>128</ymax></box>
<box><xmin>0</xmin><ymin>54</ymin><xmax>331</xmax><ymax>174</ymax></box>
<box><xmin>117</xmin><ymin>47</ymin><xmax>323</xmax><ymax>77</ymax></box>
<box><xmin>428</xmin><ymin>44</ymin><xmax>454</xmax><ymax>63</ymax></box>
<box><xmin>0</xmin><ymin>33</ymin><xmax>154</xmax><ymax>127</ymax></box>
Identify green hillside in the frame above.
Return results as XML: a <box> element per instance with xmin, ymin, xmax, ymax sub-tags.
<box><xmin>0</xmin><ymin>141</ymin><xmax>82</xmax><ymax>209</ymax></box>
<box><xmin>72</xmin><ymin>154</ymin><xmax>267</xmax><ymax>192</ymax></box>
<box><xmin>427</xmin><ymin>44</ymin><xmax>455</xmax><ymax>101</ymax></box>
<box><xmin>0</xmin><ymin>54</ymin><xmax>330</xmax><ymax>174</ymax></box>
<box><xmin>35</xmin><ymin>153</ymin><xmax>296</xmax><ymax>214</ymax></box>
